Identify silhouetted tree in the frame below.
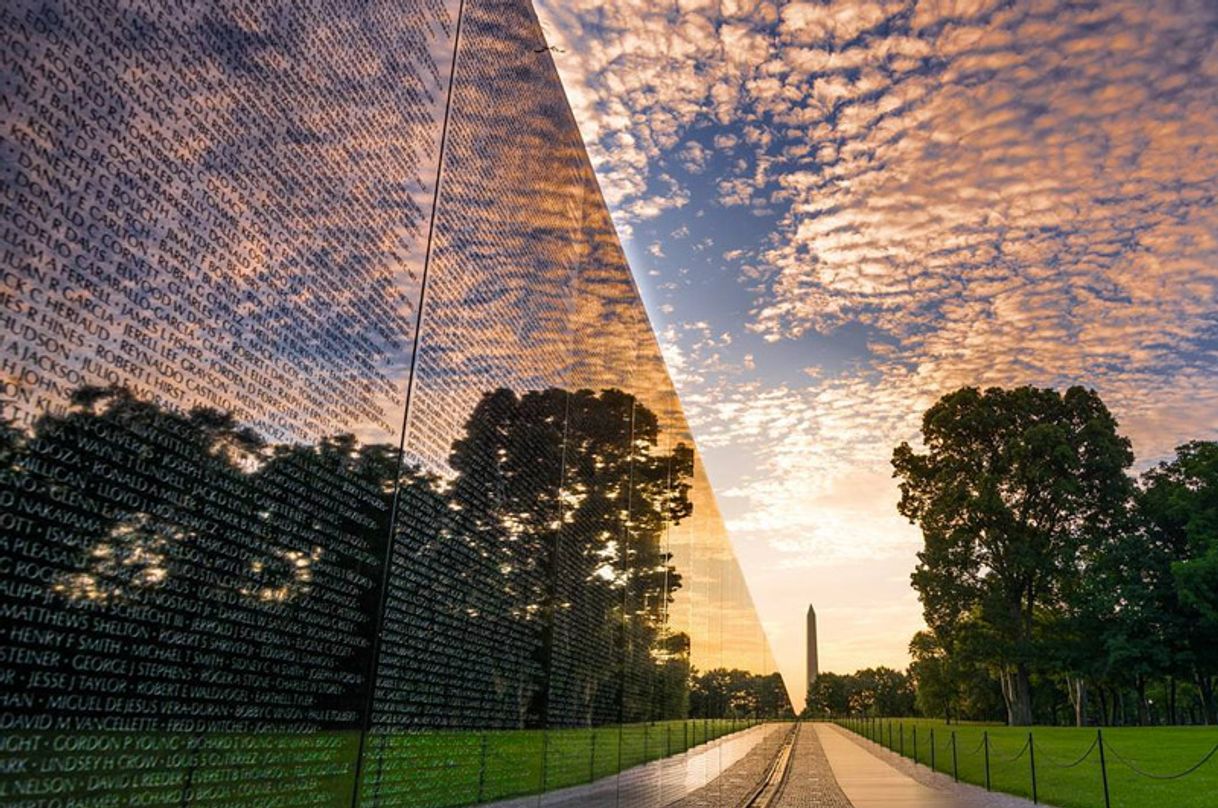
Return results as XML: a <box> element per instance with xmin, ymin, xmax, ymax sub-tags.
<box><xmin>893</xmin><ymin>386</ymin><xmax>1134</xmax><ymax>725</ymax></box>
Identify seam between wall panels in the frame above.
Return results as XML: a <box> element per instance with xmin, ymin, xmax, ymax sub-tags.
<box><xmin>349</xmin><ymin>0</ymin><xmax>469</xmax><ymax>804</ymax></box>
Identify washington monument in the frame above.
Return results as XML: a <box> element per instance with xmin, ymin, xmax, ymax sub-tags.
<box><xmin>806</xmin><ymin>604</ymin><xmax>818</xmax><ymax>690</ymax></box>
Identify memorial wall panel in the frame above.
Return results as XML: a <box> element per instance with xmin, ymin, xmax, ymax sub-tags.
<box><xmin>0</xmin><ymin>0</ymin><xmax>458</xmax><ymax>804</ymax></box>
<box><xmin>0</xmin><ymin>1</ymin><xmax>790</xmax><ymax>806</ymax></box>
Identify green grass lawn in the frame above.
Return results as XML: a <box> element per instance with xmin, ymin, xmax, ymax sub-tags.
<box><xmin>837</xmin><ymin>718</ymin><xmax>1218</xmax><ymax>808</ymax></box>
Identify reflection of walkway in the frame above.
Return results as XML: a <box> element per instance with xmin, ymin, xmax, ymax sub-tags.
<box><xmin>809</xmin><ymin>724</ymin><xmax>1041</xmax><ymax>808</ymax></box>
<box><xmin>486</xmin><ymin>723</ymin><xmax>787</xmax><ymax>808</ymax></box>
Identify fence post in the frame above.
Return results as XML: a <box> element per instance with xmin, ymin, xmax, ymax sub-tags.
<box><xmin>477</xmin><ymin>733</ymin><xmax>489</xmax><ymax>802</ymax></box>
<box><xmin>616</xmin><ymin>726</ymin><xmax>623</xmax><ymax>775</ymax></box>
<box><xmin>888</xmin><ymin>720</ymin><xmax>893</xmax><ymax>749</ymax></box>
<box><xmin>644</xmin><ymin>723</ymin><xmax>650</xmax><ymax>763</ymax></box>
<box><xmin>913</xmin><ymin>726</ymin><xmax>918</xmax><ymax>765</ymax></box>
<box><xmin>667</xmin><ymin>723</ymin><xmax>672</xmax><ymax>757</ymax></box>
<box><xmin>984</xmin><ymin>731</ymin><xmax>991</xmax><ymax>791</ymax></box>
<box><xmin>1029</xmin><ymin>732</ymin><xmax>1038</xmax><ymax>805</ymax></box>
<box><xmin>900</xmin><ymin>723</ymin><xmax>904</xmax><ymax>757</ymax></box>
<box><xmin>1098</xmin><ymin>729</ymin><xmax>1111</xmax><ymax>808</ymax></box>
<box><xmin>589</xmin><ymin>731</ymin><xmax>597</xmax><ymax>782</ymax></box>
<box><xmin>952</xmin><ymin>730</ymin><xmax>959</xmax><ymax>782</ymax></box>
<box><xmin>930</xmin><ymin>728</ymin><xmax>936</xmax><ymax>772</ymax></box>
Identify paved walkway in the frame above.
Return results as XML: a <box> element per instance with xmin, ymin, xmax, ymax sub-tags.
<box><xmin>667</xmin><ymin>724</ymin><xmax>792</xmax><ymax>808</ymax></box>
<box><xmin>811</xmin><ymin>724</ymin><xmax>1044</xmax><ymax>808</ymax></box>
<box><xmin>814</xmin><ymin>723</ymin><xmax>963</xmax><ymax>807</ymax></box>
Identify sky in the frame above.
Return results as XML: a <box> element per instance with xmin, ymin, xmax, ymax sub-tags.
<box><xmin>533</xmin><ymin>0</ymin><xmax>1218</xmax><ymax>709</ymax></box>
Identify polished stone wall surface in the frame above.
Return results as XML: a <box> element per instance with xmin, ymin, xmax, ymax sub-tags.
<box><xmin>0</xmin><ymin>1</ymin><xmax>790</xmax><ymax>805</ymax></box>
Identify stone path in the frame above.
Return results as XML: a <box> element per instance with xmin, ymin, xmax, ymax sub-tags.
<box><xmin>812</xmin><ymin>723</ymin><xmax>966</xmax><ymax>807</ymax></box>
<box><xmin>773</xmin><ymin>723</ymin><xmax>854</xmax><ymax>808</ymax></box>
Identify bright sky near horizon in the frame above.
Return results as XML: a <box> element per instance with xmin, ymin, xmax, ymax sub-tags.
<box><xmin>533</xmin><ymin>0</ymin><xmax>1218</xmax><ymax>711</ymax></box>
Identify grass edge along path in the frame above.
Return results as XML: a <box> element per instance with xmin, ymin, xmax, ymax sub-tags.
<box><xmin>833</xmin><ymin>717</ymin><xmax>1218</xmax><ymax>808</ymax></box>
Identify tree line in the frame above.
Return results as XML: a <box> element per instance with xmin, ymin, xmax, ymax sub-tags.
<box><xmin>891</xmin><ymin>386</ymin><xmax>1218</xmax><ymax>727</ymax></box>
<box><xmin>802</xmin><ymin>667</ymin><xmax>916</xmax><ymax>718</ymax></box>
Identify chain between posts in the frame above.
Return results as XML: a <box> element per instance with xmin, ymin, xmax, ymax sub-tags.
<box><xmin>1105</xmin><ymin>738</ymin><xmax>1218</xmax><ymax>780</ymax></box>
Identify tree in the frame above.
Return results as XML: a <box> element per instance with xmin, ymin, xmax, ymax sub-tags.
<box><xmin>804</xmin><ymin>672</ymin><xmax>851</xmax><ymax>717</ymax></box>
<box><xmin>893</xmin><ymin>386</ymin><xmax>1134</xmax><ymax>725</ymax></box>
<box><xmin>1140</xmin><ymin>441</ymin><xmax>1218</xmax><ymax>724</ymax></box>
<box><xmin>802</xmin><ymin>668</ymin><xmax>913</xmax><ymax>718</ymax></box>
<box><xmin>9</xmin><ymin>386</ymin><xmax>406</xmax><ymax>731</ymax></box>
<box><xmin>9</xmin><ymin>384</ymin><xmax>696</xmax><ymax>734</ymax></box>
<box><xmin>909</xmin><ymin>631</ymin><xmax>956</xmax><ymax>721</ymax></box>
<box><xmin>404</xmin><ymin>386</ymin><xmax>693</xmax><ymax>728</ymax></box>
<box><xmin>852</xmin><ymin>667</ymin><xmax>916</xmax><ymax>716</ymax></box>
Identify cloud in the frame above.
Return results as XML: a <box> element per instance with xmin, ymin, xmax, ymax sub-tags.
<box><xmin>539</xmin><ymin>0</ymin><xmax>1218</xmax><ymax>702</ymax></box>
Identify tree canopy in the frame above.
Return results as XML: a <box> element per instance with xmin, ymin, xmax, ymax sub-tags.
<box><xmin>893</xmin><ymin>385</ymin><xmax>1134</xmax><ymax>725</ymax></box>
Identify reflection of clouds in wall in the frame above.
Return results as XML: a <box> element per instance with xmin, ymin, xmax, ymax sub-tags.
<box><xmin>403</xmin><ymin>0</ymin><xmax>586</xmax><ymax>471</ymax></box>
<box><xmin>2</xmin><ymin>0</ymin><xmax>458</xmax><ymax>445</ymax></box>
<box><xmin>387</xmin><ymin>0</ymin><xmax>783</xmax><ymax>693</ymax></box>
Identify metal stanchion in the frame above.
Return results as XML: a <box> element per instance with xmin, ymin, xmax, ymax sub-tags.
<box><xmin>1098</xmin><ymin>729</ymin><xmax>1111</xmax><ymax>808</ymax></box>
<box><xmin>984</xmin><ymin>731</ymin><xmax>991</xmax><ymax>791</ymax></box>
<box><xmin>1029</xmin><ymin>732</ymin><xmax>1038</xmax><ymax>804</ymax></box>
<box><xmin>952</xmin><ymin>731</ymin><xmax>959</xmax><ymax>782</ymax></box>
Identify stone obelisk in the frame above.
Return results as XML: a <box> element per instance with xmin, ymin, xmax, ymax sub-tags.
<box><xmin>807</xmin><ymin>604</ymin><xmax>819</xmax><ymax>691</ymax></box>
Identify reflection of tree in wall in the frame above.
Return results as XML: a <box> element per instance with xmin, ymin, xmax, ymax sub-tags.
<box><xmin>394</xmin><ymin>387</ymin><xmax>693</xmax><ymax>730</ymax></box>
<box><xmin>2</xmin><ymin>387</ymin><xmax>398</xmax><ymax>728</ymax></box>
<box><xmin>3</xmin><ymin>384</ymin><xmax>696</xmax><ymax>732</ymax></box>
<box><xmin>688</xmin><ymin>669</ymin><xmax>793</xmax><ymax>719</ymax></box>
